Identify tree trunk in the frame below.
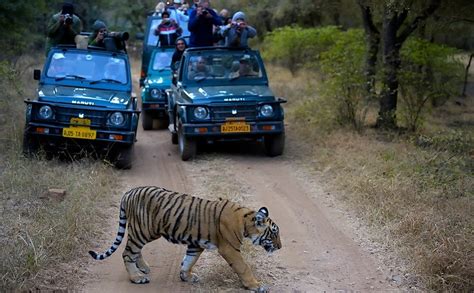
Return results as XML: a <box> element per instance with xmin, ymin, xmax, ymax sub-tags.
<box><xmin>377</xmin><ymin>11</ymin><xmax>402</xmax><ymax>129</ymax></box>
<box><xmin>462</xmin><ymin>53</ymin><xmax>473</xmax><ymax>97</ymax></box>
<box><xmin>359</xmin><ymin>4</ymin><xmax>380</xmax><ymax>101</ymax></box>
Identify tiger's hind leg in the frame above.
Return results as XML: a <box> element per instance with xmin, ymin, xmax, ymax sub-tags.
<box><xmin>123</xmin><ymin>241</ymin><xmax>150</xmax><ymax>284</ymax></box>
<box><xmin>180</xmin><ymin>245</ymin><xmax>204</xmax><ymax>283</ymax></box>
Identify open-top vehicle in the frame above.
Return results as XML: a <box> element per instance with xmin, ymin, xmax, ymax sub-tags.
<box><xmin>23</xmin><ymin>42</ymin><xmax>140</xmax><ymax>169</ymax></box>
<box><xmin>168</xmin><ymin>47</ymin><xmax>286</xmax><ymax>161</ymax></box>
<box><xmin>140</xmin><ymin>47</ymin><xmax>174</xmax><ymax>130</ymax></box>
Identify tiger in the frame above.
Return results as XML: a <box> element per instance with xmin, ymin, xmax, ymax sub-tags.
<box><xmin>88</xmin><ymin>186</ymin><xmax>282</xmax><ymax>292</ymax></box>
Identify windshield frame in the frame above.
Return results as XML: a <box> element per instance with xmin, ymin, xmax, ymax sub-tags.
<box><xmin>42</xmin><ymin>49</ymin><xmax>132</xmax><ymax>92</ymax></box>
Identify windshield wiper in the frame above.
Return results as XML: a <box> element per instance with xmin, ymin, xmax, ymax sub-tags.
<box><xmin>90</xmin><ymin>78</ymin><xmax>122</xmax><ymax>84</ymax></box>
<box><xmin>55</xmin><ymin>74</ymin><xmax>86</xmax><ymax>81</ymax></box>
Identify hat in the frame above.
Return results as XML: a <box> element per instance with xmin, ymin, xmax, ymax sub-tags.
<box><xmin>232</xmin><ymin>11</ymin><xmax>246</xmax><ymax>22</ymax></box>
<box><xmin>61</xmin><ymin>3</ymin><xmax>74</xmax><ymax>15</ymax></box>
<box><xmin>92</xmin><ymin>20</ymin><xmax>107</xmax><ymax>32</ymax></box>
<box><xmin>240</xmin><ymin>54</ymin><xmax>251</xmax><ymax>62</ymax></box>
<box><xmin>173</xmin><ymin>0</ymin><xmax>182</xmax><ymax>4</ymax></box>
<box><xmin>53</xmin><ymin>53</ymin><xmax>66</xmax><ymax>60</ymax></box>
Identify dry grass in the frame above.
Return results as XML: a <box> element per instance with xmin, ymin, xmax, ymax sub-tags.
<box><xmin>267</xmin><ymin>64</ymin><xmax>474</xmax><ymax>292</ymax></box>
<box><xmin>0</xmin><ymin>55</ymin><xmax>120</xmax><ymax>290</ymax></box>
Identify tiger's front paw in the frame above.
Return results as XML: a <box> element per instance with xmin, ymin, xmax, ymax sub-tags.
<box><xmin>179</xmin><ymin>271</ymin><xmax>200</xmax><ymax>283</ymax></box>
<box><xmin>247</xmin><ymin>284</ymin><xmax>269</xmax><ymax>292</ymax></box>
<box><xmin>130</xmin><ymin>273</ymin><xmax>150</xmax><ymax>284</ymax></box>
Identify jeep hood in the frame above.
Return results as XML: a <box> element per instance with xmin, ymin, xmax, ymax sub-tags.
<box><xmin>184</xmin><ymin>85</ymin><xmax>275</xmax><ymax>103</ymax></box>
<box><xmin>37</xmin><ymin>85</ymin><xmax>131</xmax><ymax>109</ymax></box>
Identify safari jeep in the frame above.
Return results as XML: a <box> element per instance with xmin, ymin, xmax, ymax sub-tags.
<box><xmin>168</xmin><ymin>47</ymin><xmax>286</xmax><ymax>161</ymax></box>
<box><xmin>22</xmin><ymin>44</ymin><xmax>140</xmax><ymax>169</ymax></box>
<box><xmin>140</xmin><ymin>47</ymin><xmax>174</xmax><ymax>130</ymax></box>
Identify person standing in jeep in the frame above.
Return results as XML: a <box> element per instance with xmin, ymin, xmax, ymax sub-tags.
<box><xmin>45</xmin><ymin>3</ymin><xmax>82</xmax><ymax>54</ymax></box>
<box><xmin>188</xmin><ymin>0</ymin><xmax>222</xmax><ymax>47</ymax></box>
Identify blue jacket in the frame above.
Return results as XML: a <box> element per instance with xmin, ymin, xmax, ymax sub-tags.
<box><xmin>188</xmin><ymin>8</ymin><xmax>222</xmax><ymax>47</ymax></box>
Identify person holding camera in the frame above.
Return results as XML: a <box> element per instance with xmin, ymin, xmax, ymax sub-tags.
<box><xmin>45</xmin><ymin>3</ymin><xmax>82</xmax><ymax>54</ymax></box>
<box><xmin>154</xmin><ymin>10</ymin><xmax>182</xmax><ymax>46</ymax></box>
<box><xmin>220</xmin><ymin>11</ymin><xmax>256</xmax><ymax>48</ymax></box>
<box><xmin>188</xmin><ymin>0</ymin><xmax>222</xmax><ymax>47</ymax></box>
<box><xmin>89</xmin><ymin>20</ymin><xmax>107</xmax><ymax>47</ymax></box>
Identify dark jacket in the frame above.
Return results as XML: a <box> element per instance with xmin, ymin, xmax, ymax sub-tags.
<box><xmin>188</xmin><ymin>8</ymin><xmax>222</xmax><ymax>47</ymax></box>
<box><xmin>46</xmin><ymin>11</ymin><xmax>82</xmax><ymax>54</ymax></box>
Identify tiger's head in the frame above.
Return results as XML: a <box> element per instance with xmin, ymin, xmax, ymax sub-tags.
<box><xmin>246</xmin><ymin>207</ymin><xmax>281</xmax><ymax>253</ymax></box>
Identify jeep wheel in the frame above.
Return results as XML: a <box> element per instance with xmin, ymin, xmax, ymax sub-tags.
<box><xmin>22</xmin><ymin>131</ymin><xmax>39</xmax><ymax>157</ymax></box>
<box><xmin>171</xmin><ymin>132</ymin><xmax>178</xmax><ymax>145</ymax></box>
<box><xmin>264</xmin><ymin>133</ymin><xmax>285</xmax><ymax>157</ymax></box>
<box><xmin>142</xmin><ymin>112</ymin><xmax>153</xmax><ymax>130</ymax></box>
<box><xmin>114</xmin><ymin>144</ymin><xmax>134</xmax><ymax>169</ymax></box>
<box><xmin>178</xmin><ymin>124</ymin><xmax>196</xmax><ymax>161</ymax></box>
<box><xmin>156</xmin><ymin>116</ymin><xmax>169</xmax><ymax>130</ymax></box>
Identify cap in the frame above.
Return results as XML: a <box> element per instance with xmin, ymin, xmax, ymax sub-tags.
<box><xmin>240</xmin><ymin>54</ymin><xmax>251</xmax><ymax>62</ymax></box>
<box><xmin>61</xmin><ymin>3</ymin><xmax>74</xmax><ymax>15</ymax></box>
<box><xmin>173</xmin><ymin>0</ymin><xmax>182</xmax><ymax>4</ymax></box>
<box><xmin>53</xmin><ymin>53</ymin><xmax>66</xmax><ymax>60</ymax></box>
<box><xmin>92</xmin><ymin>20</ymin><xmax>107</xmax><ymax>32</ymax></box>
<box><xmin>232</xmin><ymin>11</ymin><xmax>246</xmax><ymax>22</ymax></box>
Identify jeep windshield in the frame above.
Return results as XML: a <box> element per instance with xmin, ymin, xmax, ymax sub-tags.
<box><xmin>184</xmin><ymin>52</ymin><xmax>264</xmax><ymax>83</ymax></box>
<box><xmin>151</xmin><ymin>51</ymin><xmax>173</xmax><ymax>71</ymax></box>
<box><xmin>46</xmin><ymin>52</ymin><xmax>128</xmax><ymax>85</ymax></box>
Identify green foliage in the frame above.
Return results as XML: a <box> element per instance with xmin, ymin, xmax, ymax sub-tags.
<box><xmin>398</xmin><ymin>38</ymin><xmax>464</xmax><ymax>131</ymax></box>
<box><xmin>319</xmin><ymin>29</ymin><xmax>368</xmax><ymax>130</ymax></box>
<box><xmin>262</xmin><ymin>26</ymin><xmax>341</xmax><ymax>75</ymax></box>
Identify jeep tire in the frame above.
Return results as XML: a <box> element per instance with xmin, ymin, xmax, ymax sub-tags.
<box><xmin>264</xmin><ymin>132</ymin><xmax>285</xmax><ymax>157</ymax></box>
<box><xmin>22</xmin><ymin>131</ymin><xmax>39</xmax><ymax>157</ymax></box>
<box><xmin>114</xmin><ymin>144</ymin><xmax>134</xmax><ymax>169</ymax></box>
<box><xmin>178</xmin><ymin>123</ymin><xmax>196</xmax><ymax>161</ymax></box>
<box><xmin>142</xmin><ymin>112</ymin><xmax>153</xmax><ymax>130</ymax></box>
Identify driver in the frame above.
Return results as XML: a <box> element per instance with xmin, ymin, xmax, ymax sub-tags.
<box><xmin>188</xmin><ymin>56</ymin><xmax>211</xmax><ymax>79</ymax></box>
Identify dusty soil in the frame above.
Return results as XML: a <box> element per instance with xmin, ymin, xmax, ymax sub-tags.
<box><xmin>80</xmin><ymin>127</ymin><xmax>407</xmax><ymax>292</ymax></box>
<box><xmin>80</xmin><ymin>61</ymin><xmax>405</xmax><ymax>292</ymax></box>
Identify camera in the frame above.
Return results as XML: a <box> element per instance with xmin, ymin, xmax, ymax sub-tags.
<box><xmin>104</xmin><ymin>31</ymin><xmax>130</xmax><ymax>41</ymax></box>
<box><xmin>63</xmin><ymin>14</ymin><xmax>73</xmax><ymax>25</ymax></box>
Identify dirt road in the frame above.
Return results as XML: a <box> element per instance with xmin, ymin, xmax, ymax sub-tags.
<box><xmin>82</xmin><ymin>57</ymin><xmax>398</xmax><ymax>292</ymax></box>
<box><xmin>82</xmin><ymin>123</ymin><xmax>399</xmax><ymax>292</ymax></box>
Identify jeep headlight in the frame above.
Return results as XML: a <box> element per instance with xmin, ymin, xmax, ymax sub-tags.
<box><xmin>260</xmin><ymin>104</ymin><xmax>274</xmax><ymax>117</ymax></box>
<box><xmin>108</xmin><ymin>112</ymin><xmax>125</xmax><ymax>126</ymax></box>
<box><xmin>150</xmin><ymin>88</ymin><xmax>161</xmax><ymax>99</ymax></box>
<box><xmin>193</xmin><ymin>106</ymin><xmax>209</xmax><ymax>120</ymax></box>
<box><xmin>38</xmin><ymin>105</ymin><xmax>53</xmax><ymax>119</ymax></box>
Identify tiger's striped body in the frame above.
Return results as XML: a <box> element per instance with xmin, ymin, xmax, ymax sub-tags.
<box><xmin>89</xmin><ymin>186</ymin><xmax>281</xmax><ymax>291</ymax></box>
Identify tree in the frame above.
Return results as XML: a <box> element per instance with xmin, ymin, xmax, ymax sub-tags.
<box><xmin>358</xmin><ymin>0</ymin><xmax>442</xmax><ymax>129</ymax></box>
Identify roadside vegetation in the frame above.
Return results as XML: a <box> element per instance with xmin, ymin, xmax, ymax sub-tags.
<box><xmin>0</xmin><ymin>56</ymin><xmax>119</xmax><ymax>290</ymax></box>
<box><xmin>264</xmin><ymin>25</ymin><xmax>473</xmax><ymax>292</ymax></box>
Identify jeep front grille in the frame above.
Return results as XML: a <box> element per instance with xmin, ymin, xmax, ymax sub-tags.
<box><xmin>56</xmin><ymin>107</ymin><xmax>107</xmax><ymax>126</ymax></box>
<box><xmin>212</xmin><ymin>105</ymin><xmax>257</xmax><ymax>121</ymax></box>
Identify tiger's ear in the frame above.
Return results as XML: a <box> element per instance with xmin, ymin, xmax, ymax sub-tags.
<box><xmin>255</xmin><ymin>207</ymin><xmax>269</xmax><ymax>226</ymax></box>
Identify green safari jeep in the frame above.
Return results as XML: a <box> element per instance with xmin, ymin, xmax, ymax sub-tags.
<box><xmin>168</xmin><ymin>47</ymin><xmax>286</xmax><ymax>161</ymax></box>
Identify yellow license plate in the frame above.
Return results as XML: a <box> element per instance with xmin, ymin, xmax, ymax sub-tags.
<box><xmin>221</xmin><ymin>122</ymin><xmax>250</xmax><ymax>133</ymax></box>
<box><xmin>62</xmin><ymin>127</ymin><xmax>97</xmax><ymax>140</ymax></box>
<box><xmin>70</xmin><ymin>117</ymin><xmax>91</xmax><ymax>126</ymax></box>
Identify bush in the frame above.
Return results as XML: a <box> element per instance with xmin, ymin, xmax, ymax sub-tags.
<box><xmin>398</xmin><ymin>38</ymin><xmax>464</xmax><ymax>131</ymax></box>
<box><xmin>262</xmin><ymin>26</ymin><xmax>341</xmax><ymax>75</ymax></box>
<box><xmin>319</xmin><ymin>29</ymin><xmax>368</xmax><ymax>130</ymax></box>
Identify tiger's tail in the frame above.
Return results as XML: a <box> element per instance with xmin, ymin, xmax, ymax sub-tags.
<box><xmin>88</xmin><ymin>200</ymin><xmax>127</xmax><ymax>260</ymax></box>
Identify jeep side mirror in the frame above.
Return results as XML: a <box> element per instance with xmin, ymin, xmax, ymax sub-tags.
<box><xmin>33</xmin><ymin>69</ymin><xmax>41</xmax><ymax>80</ymax></box>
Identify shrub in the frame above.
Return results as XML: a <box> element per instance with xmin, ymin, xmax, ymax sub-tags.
<box><xmin>398</xmin><ymin>38</ymin><xmax>464</xmax><ymax>131</ymax></box>
<box><xmin>319</xmin><ymin>29</ymin><xmax>368</xmax><ymax>130</ymax></box>
<box><xmin>262</xmin><ymin>26</ymin><xmax>341</xmax><ymax>75</ymax></box>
